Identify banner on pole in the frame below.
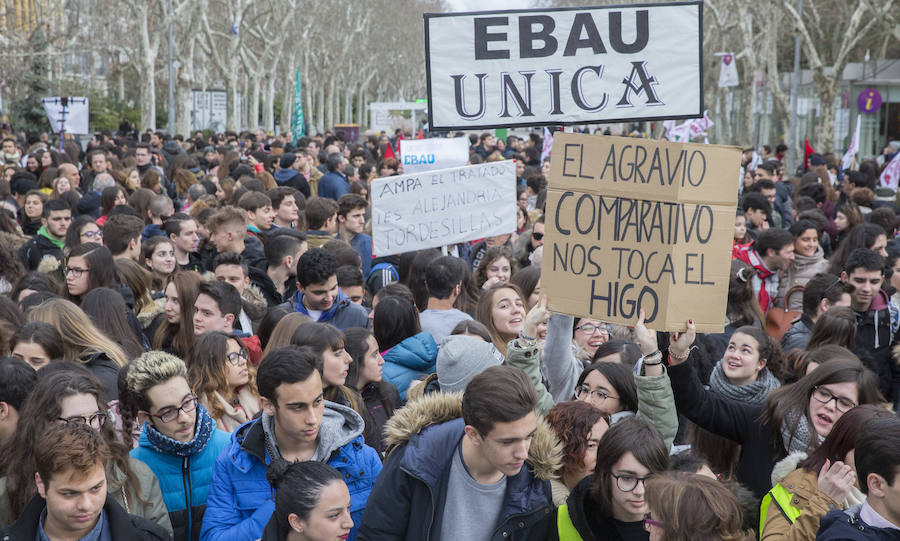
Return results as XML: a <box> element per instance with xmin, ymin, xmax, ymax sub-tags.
<box><xmin>542</xmin><ymin>133</ymin><xmax>741</xmax><ymax>332</ymax></box>
<box><xmin>372</xmin><ymin>161</ymin><xmax>517</xmax><ymax>256</ymax></box>
<box><xmin>715</xmin><ymin>52</ymin><xmax>738</xmax><ymax>88</ymax></box>
<box><xmin>42</xmin><ymin>97</ymin><xmax>89</xmax><ymax>134</ymax></box>
<box><xmin>424</xmin><ymin>2</ymin><xmax>703</xmax><ymax>130</ymax></box>
<box><xmin>400</xmin><ymin>137</ymin><xmax>470</xmax><ymax>174</ymax></box>
<box><xmin>841</xmin><ymin>114</ymin><xmax>861</xmax><ymax>171</ymax></box>
<box><xmin>291</xmin><ymin>69</ymin><xmax>305</xmax><ymax>144</ymax></box>
<box><xmin>880</xmin><ymin>153</ymin><xmax>900</xmax><ymax>191</ymax></box>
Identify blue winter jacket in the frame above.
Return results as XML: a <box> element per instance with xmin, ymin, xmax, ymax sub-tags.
<box><xmin>382</xmin><ymin>332</ymin><xmax>438</xmax><ymax>402</ymax></box>
<box><xmin>199</xmin><ymin>402</ymin><xmax>382</xmax><ymax>541</ymax></box>
<box><xmin>288</xmin><ymin>289</ymin><xmax>369</xmax><ymax>330</ymax></box>
<box><xmin>130</xmin><ymin>424</ymin><xmax>231</xmax><ymax>541</ymax></box>
<box><xmin>816</xmin><ymin>505</ymin><xmax>900</xmax><ymax>541</ymax></box>
<box><xmin>318</xmin><ymin>171</ymin><xmax>350</xmax><ymax>200</ymax></box>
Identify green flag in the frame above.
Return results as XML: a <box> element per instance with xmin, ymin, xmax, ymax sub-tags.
<box><xmin>291</xmin><ymin>69</ymin><xmax>305</xmax><ymax>144</ymax></box>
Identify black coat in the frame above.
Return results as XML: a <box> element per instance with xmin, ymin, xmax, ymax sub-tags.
<box><xmin>18</xmin><ymin>233</ymin><xmax>62</xmax><ymax>271</ymax></box>
<box><xmin>552</xmin><ymin>476</ymin><xmax>647</xmax><ymax>541</ymax></box>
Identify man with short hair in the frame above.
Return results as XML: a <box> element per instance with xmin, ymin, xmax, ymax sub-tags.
<box><xmin>0</xmin><ymin>358</ymin><xmax>37</xmax><ymax>446</ymax></box>
<box><xmin>288</xmin><ymin>248</ymin><xmax>368</xmax><ymax>329</ymax></box>
<box><xmin>267</xmin><ymin>187</ymin><xmax>302</xmax><ymax>229</ymax></box>
<box><xmin>420</xmin><ymin>255</ymin><xmax>473</xmax><ymax>344</ymax></box>
<box><xmin>337</xmin><ymin>193</ymin><xmax>372</xmax><ymax>275</ymax></box>
<box><xmin>741</xmin><ymin>192</ymin><xmax>771</xmax><ymax>240</ymax></box>
<box><xmin>213</xmin><ymin>252</ymin><xmax>267</xmax><ymax>333</ymax></box>
<box><xmin>206</xmin><ymin>206</ymin><xmax>266</xmax><ymax>271</ymax></box>
<box><xmin>1</xmin><ymin>423</ymin><xmax>169</xmax><ymax>540</ymax></box>
<box><xmin>754</xmin><ymin>160</ymin><xmax>792</xmax><ymax>227</ymax></box>
<box><xmin>199</xmin><ymin>346</ymin><xmax>381</xmax><ymax>541</ymax></box>
<box><xmin>1</xmin><ymin>137</ymin><xmax>21</xmax><ymax>165</ymax></box>
<box><xmin>733</xmin><ymin>228</ymin><xmax>795</xmax><ymax>313</ymax></box>
<box><xmin>103</xmin><ymin>213</ymin><xmax>144</xmax><ymax>260</ymax></box>
<box><xmin>842</xmin><ymin>248</ymin><xmax>900</xmax><ymax>403</ymax></box>
<box><xmin>143</xmin><ymin>195</ymin><xmax>175</xmax><ymax>241</ymax></box>
<box><xmin>193</xmin><ymin>280</ymin><xmax>241</xmax><ymax>336</ymax></box>
<box><xmin>18</xmin><ymin>199</ymin><xmax>71</xmax><ymax>270</ymax></box>
<box><xmin>816</xmin><ymin>417</ymin><xmax>900</xmax><ymax>538</ymax></box>
<box><xmin>252</xmin><ymin>232</ymin><xmax>307</xmax><ymax>306</ymax></box>
<box><xmin>336</xmin><ymin>265</ymin><xmax>365</xmax><ymax>305</ymax></box>
<box><xmin>272</xmin><ymin>152</ymin><xmax>310</xmax><ymax>198</ymax></box>
<box><xmin>304</xmin><ymin>197</ymin><xmax>339</xmax><ymax>249</ymax></box>
<box><xmin>127</xmin><ymin>351</ymin><xmax>231</xmax><ymax>541</ymax></box>
<box><xmin>237</xmin><ymin>191</ymin><xmax>275</xmax><ymax>238</ymax></box>
<box><xmin>318</xmin><ymin>152</ymin><xmax>350</xmax><ymax>200</ymax></box>
<box><xmin>358</xmin><ymin>365</ymin><xmax>556</xmax><ymax>540</ymax></box>
<box><xmin>781</xmin><ymin>272</ymin><xmax>853</xmax><ymax>352</ymax></box>
<box><xmin>57</xmin><ymin>163</ymin><xmax>81</xmax><ymax>193</ymax></box>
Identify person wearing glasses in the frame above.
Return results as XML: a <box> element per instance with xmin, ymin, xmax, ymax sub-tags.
<box><xmin>63</xmin><ymin>214</ymin><xmax>104</xmax><ymax>254</ymax></box>
<box><xmin>0</xmin><ymin>368</ymin><xmax>171</xmax><ymax>535</ymax></box>
<box><xmin>667</xmin><ymin>320</ymin><xmax>884</xmax><ymax>499</ymax></box>
<box><xmin>127</xmin><ymin>351</ymin><xmax>231</xmax><ymax>541</ymax></box>
<box><xmin>554</xmin><ymin>417</ymin><xmax>668</xmax><ymax>541</ymax></box>
<box><xmin>63</xmin><ymin>242</ymin><xmax>118</xmax><ymax>305</ymax></box>
<box><xmin>187</xmin><ymin>331</ymin><xmax>260</xmax><ymax>432</ymax></box>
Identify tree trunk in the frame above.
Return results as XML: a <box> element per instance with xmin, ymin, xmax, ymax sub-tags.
<box><xmin>263</xmin><ymin>75</ymin><xmax>274</xmax><ymax>133</ymax></box>
<box><xmin>357</xmin><ymin>84</ymin><xmax>365</xmax><ymax>130</ymax></box>
<box><xmin>175</xmin><ymin>74</ymin><xmax>192</xmax><ymax>137</ymax></box>
<box><xmin>326</xmin><ymin>79</ymin><xmax>335</xmax><ymax>133</ymax></box>
<box><xmin>280</xmin><ymin>74</ymin><xmax>292</xmax><ymax>137</ymax></box>
<box><xmin>226</xmin><ymin>72</ymin><xmax>239</xmax><ymax>132</ymax></box>
<box><xmin>316</xmin><ymin>85</ymin><xmax>324</xmax><ymax>134</ymax></box>
<box><xmin>815</xmin><ymin>75</ymin><xmax>836</xmax><ymax>153</ymax></box>
<box><xmin>249</xmin><ymin>76</ymin><xmax>260</xmax><ymax>130</ymax></box>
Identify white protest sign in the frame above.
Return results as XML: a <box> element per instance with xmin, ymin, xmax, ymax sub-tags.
<box><xmin>372</xmin><ymin>161</ymin><xmax>517</xmax><ymax>256</ymax></box>
<box><xmin>716</xmin><ymin>52</ymin><xmax>738</xmax><ymax>88</ymax></box>
<box><xmin>42</xmin><ymin>97</ymin><xmax>89</xmax><ymax>134</ymax></box>
<box><xmin>424</xmin><ymin>2</ymin><xmax>703</xmax><ymax>130</ymax></box>
<box><xmin>400</xmin><ymin>137</ymin><xmax>470</xmax><ymax>174</ymax></box>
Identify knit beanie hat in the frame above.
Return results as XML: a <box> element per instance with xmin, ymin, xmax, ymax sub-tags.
<box><xmin>279</xmin><ymin>152</ymin><xmax>297</xmax><ymax>169</ymax></box>
<box><xmin>437</xmin><ymin>335</ymin><xmax>504</xmax><ymax>393</ymax></box>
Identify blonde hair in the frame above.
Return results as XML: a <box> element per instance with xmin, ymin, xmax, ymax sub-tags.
<box><xmin>27</xmin><ymin>298</ymin><xmax>129</xmax><ymax>367</ymax></box>
<box><xmin>127</xmin><ymin>351</ymin><xmax>188</xmax><ymax>409</ymax></box>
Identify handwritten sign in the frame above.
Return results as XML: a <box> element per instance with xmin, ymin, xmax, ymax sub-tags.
<box><xmin>424</xmin><ymin>2</ymin><xmax>703</xmax><ymax>130</ymax></box>
<box><xmin>400</xmin><ymin>137</ymin><xmax>471</xmax><ymax>174</ymax></box>
<box><xmin>543</xmin><ymin>133</ymin><xmax>740</xmax><ymax>332</ymax></box>
<box><xmin>372</xmin><ymin>161</ymin><xmax>517</xmax><ymax>256</ymax></box>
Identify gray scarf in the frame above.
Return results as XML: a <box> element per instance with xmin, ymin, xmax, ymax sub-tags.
<box><xmin>780</xmin><ymin>409</ymin><xmax>825</xmax><ymax>455</ymax></box>
<box><xmin>708</xmin><ymin>363</ymin><xmax>781</xmax><ymax>405</ymax></box>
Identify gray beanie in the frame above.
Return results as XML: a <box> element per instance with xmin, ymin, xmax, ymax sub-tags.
<box><xmin>437</xmin><ymin>335</ymin><xmax>505</xmax><ymax>393</ymax></box>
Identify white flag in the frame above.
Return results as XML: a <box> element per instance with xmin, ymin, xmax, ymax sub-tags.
<box><xmin>716</xmin><ymin>53</ymin><xmax>739</xmax><ymax>88</ymax></box>
<box><xmin>880</xmin><ymin>152</ymin><xmax>900</xmax><ymax>191</ymax></box>
<box><xmin>841</xmin><ymin>115</ymin><xmax>861</xmax><ymax>171</ymax></box>
<box><xmin>42</xmin><ymin>97</ymin><xmax>89</xmax><ymax>134</ymax></box>
<box><xmin>541</xmin><ymin>128</ymin><xmax>554</xmax><ymax>165</ymax></box>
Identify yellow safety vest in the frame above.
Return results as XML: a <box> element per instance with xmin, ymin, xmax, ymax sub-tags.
<box><xmin>557</xmin><ymin>504</ymin><xmax>583</xmax><ymax>541</ymax></box>
<box><xmin>759</xmin><ymin>483</ymin><xmax>802</xmax><ymax>536</ymax></box>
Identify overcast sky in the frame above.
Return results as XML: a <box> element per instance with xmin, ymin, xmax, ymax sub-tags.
<box><xmin>443</xmin><ymin>0</ymin><xmax>537</xmax><ymax>12</ymax></box>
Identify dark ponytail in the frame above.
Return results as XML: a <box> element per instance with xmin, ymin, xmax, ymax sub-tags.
<box><xmin>267</xmin><ymin>459</ymin><xmax>344</xmax><ymax>537</ymax></box>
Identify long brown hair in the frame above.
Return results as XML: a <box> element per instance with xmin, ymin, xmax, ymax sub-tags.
<box><xmin>475</xmin><ymin>282</ymin><xmax>525</xmax><ymax>356</ymax></box>
<box><xmin>646</xmin><ymin>472</ymin><xmax>752</xmax><ymax>541</ymax></box>
<box><xmin>798</xmin><ymin>404</ymin><xmax>893</xmax><ymax>473</ymax></box>
<box><xmin>27</xmin><ymin>298</ymin><xmax>129</xmax><ymax>367</ymax></box>
<box><xmin>187</xmin><ymin>331</ymin><xmax>259</xmax><ymax>423</ymax></box>
<box><xmin>153</xmin><ymin>271</ymin><xmax>202</xmax><ymax>357</ymax></box>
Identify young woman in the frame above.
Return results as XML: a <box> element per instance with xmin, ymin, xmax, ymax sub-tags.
<box><xmin>546</xmin><ymin>400</ymin><xmax>609</xmax><ymax>505</ymax></box>
<box><xmin>150</xmin><ymin>271</ymin><xmax>203</xmax><ymax>358</ymax></box>
<box><xmin>0</xmin><ymin>369</ymin><xmax>171</xmax><ymax>534</ymax></box>
<box><xmin>645</xmin><ymin>472</ymin><xmax>752</xmax><ymax>541</ymax></box>
<box><xmin>509</xmin><ymin>265</ymin><xmax>541</xmax><ymax>310</ymax></box>
<box><xmin>27</xmin><ymin>298</ymin><xmax>129</xmax><ymax>401</ymax></box>
<box><xmin>115</xmin><ymin>257</ymin><xmax>161</xmax><ymax>330</ymax></box>
<box><xmin>188</xmin><ymin>331</ymin><xmax>261</xmax><ymax>432</ymax></box>
<box><xmin>344</xmin><ymin>327</ymin><xmax>401</xmax><ymax>454</ymax></box>
<box><xmin>372</xmin><ymin>295</ymin><xmax>438</xmax><ymax>402</ymax></box>
<box><xmin>826</xmin><ymin>223</ymin><xmax>887</xmax><ymax>276</ymax></box>
<box><xmin>261</xmin><ymin>313</ymin><xmax>312</xmax><ymax>357</ymax></box>
<box><xmin>709</xmin><ymin>326</ymin><xmax>783</xmax><ymax>404</ymax></box>
<box><xmin>81</xmin><ymin>287</ymin><xmax>147</xmax><ymax>360</ymax></box>
<box><xmin>96</xmin><ymin>185</ymin><xmax>129</xmax><ymax>227</ymax></box>
<box><xmin>474</xmin><ymin>282</ymin><xmax>526</xmax><ymax>357</ymax></box>
<box><xmin>9</xmin><ymin>321</ymin><xmax>63</xmax><ymax>370</ymax></box>
<box><xmin>830</xmin><ymin>202</ymin><xmax>863</xmax><ymax>251</ymax></box>
<box><xmin>142</xmin><ymin>236</ymin><xmax>177</xmax><ymax>294</ymax></box>
<box><xmin>19</xmin><ymin>190</ymin><xmax>45</xmax><ymax>236</ymax></box>
<box><xmin>262</xmin><ymin>459</ymin><xmax>353</xmax><ymax>541</ymax></box>
<box><xmin>778</xmin><ymin>220</ymin><xmax>827</xmax><ymax>311</ymax></box>
<box><xmin>760</xmin><ymin>404</ymin><xmax>893</xmax><ymax>540</ymax></box>
<box><xmin>805</xmin><ymin>306</ymin><xmax>857</xmax><ymax>351</ymax></box>
<box><xmin>667</xmin><ymin>322</ymin><xmax>883</xmax><ymax>498</ymax></box>
<box><xmin>474</xmin><ymin>245</ymin><xmax>516</xmax><ymax>289</ymax></box>
<box><xmin>556</xmin><ymin>417</ymin><xmax>669</xmax><ymax>541</ymax></box>
<box><xmin>64</xmin><ymin>243</ymin><xmax>118</xmax><ymax>304</ymax></box>
<box><xmin>64</xmin><ymin>215</ymin><xmax>104</xmax><ymax>253</ymax></box>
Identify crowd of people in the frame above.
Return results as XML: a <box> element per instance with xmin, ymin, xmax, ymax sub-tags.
<box><xmin>0</xmin><ymin>124</ymin><xmax>898</xmax><ymax>541</ymax></box>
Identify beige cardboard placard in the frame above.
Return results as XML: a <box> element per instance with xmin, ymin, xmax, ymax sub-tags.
<box><xmin>543</xmin><ymin>133</ymin><xmax>740</xmax><ymax>332</ymax></box>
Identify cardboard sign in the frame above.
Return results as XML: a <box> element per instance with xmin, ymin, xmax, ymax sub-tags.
<box><xmin>372</xmin><ymin>161</ymin><xmax>517</xmax><ymax>256</ymax></box>
<box><xmin>424</xmin><ymin>2</ymin><xmax>703</xmax><ymax>130</ymax></box>
<box><xmin>543</xmin><ymin>133</ymin><xmax>740</xmax><ymax>332</ymax></box>
<box><xmin>400</xmin><ymin>137</ymin><xmax>471</xmax><ymax>174</ymax></box>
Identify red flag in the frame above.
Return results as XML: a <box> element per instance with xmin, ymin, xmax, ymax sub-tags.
<box><xmin>804</xmin><ymin>139</ymin><xmax>815</xmax><ymax>170</ymax></box>
<box><xmin>384</xmin><ymin>142</ymin><xmax>396</xmax><ymax>160</ymax></box>
<box><xmin>416</xmin><ymin>129</ymin><xmax>424</xmax><ymax>139</ymax></box>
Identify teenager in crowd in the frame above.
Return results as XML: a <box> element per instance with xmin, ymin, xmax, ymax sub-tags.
<box><xmin>261</xmin><ymin>460</ymin><xmax>353</xmax><ymax>541</ymax></box>
<box><xmin>9</xmin><ymin>321</ymin><xmax>63</xmax><ymax>370</ymax></box>
<box><xmin>142</xmin><ymin>236</ymin><xmax>177</xmax><ymax>294</ymax></box>
<box><xmin>150</xmin><ymin>271</ymin><xmax>203</xmax><ymax>358</ymax></box>
<box><xmin>777</xmin><ymin>220</ymin><xmax>827</xmax><ymax>311</ymax></box>
<box><xmin>64</xmin><ymin>242</ymin><xmax>118</xmax><ymax>304</ymax></box>
<box><xmin>475</xmin><ymin>282</ymin><xmax>526</xmax><ymax>358</ymax></box>
<box><xmin>343</xmin><ymin>327</ymin><xmax>401</xmax><ymax>455</ymax></box>
<box><xmin>81</xmin><ymin>287</ymin><xmax>148</xmax><ymax>359</ymax></box>
<box><xmin>372</xmin><ymin>294</ymin><xmax>437</xmax><ymax>402</ymax></box>
<box><xmin>545</xmin><ymin>400</ymin><xmax>610</xmax><ymax>506</ymax></box>
<box><xmin>645</xmin><ymin>472</ymin><xmax>752</xmax><ymax>541</ymax></box>
<box><xmin>474</xmin><ymin>245</ymin><xmax>516</xmax><ymax>290</ymax></box>
<box><xmin>63</xmin><ymin>214</ymin><xmax>103</xmax><ymax>253</ymax></box>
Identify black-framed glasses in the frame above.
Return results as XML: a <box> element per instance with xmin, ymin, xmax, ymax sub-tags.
<box><xmin>57</xmin><ymin>412</ymin><xmax>107</xmax><ymax>429</ymax></box>
<box><xmin>226</xmin><ymin>349</ymin><xmax>249</xmax><ymax>366</ymax></box>
<box><xmin>574</xmin><ymin>385</ymin><xmax>617</xmax><ymax>402</ymax></box>
<box><xmin>64</xmin><ymin>266</ymin><xmax>89</xmax><ymax>277</ymax></box>
<box><xmin>146</xmin><ymin>395</ymin><xmax>198</xmax><ymax>423</ymax></box>
<box><xmin>575</xmin><ymin>323</ymin><xmax>611</xmax><ymax>335</ymax></box>
<box><xmin>812</xmin><ymin>386</ymin><xmax>857</xmax><ymax>412</ymax></box>
<box><xmin>610</xmin><ymin>472</ymin><xmax>649</xmax><ymax>492</ymax></box>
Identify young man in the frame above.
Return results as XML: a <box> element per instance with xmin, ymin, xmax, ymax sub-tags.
<box><xmin>336</xmin><ymin>265</ymin><xmax>365</xmax><ymax>305</ymax></box>
<box><xmin>199</xmin><ymin>346</ymin><xmax>381</xmax><ymax>541</ymax></box>
<box><xmin>127</xmin><ymin>351</ymin><xmax>231</xmax><ymax>541</ymax></box>
<box><xmin>740</xmin><ymin>191</ymin><xmax>771</xmax><ymax>240</ymax></box>
<box><xmin>732</xmin><ymin>228</ymin><xmax>795</xmax><ymax>313</ymax></box>
<box><xmin>213</xmin><ymin>252</ymin><xmax>267</xmax><ymax>333</ymax></box>
<box><xmin>1</xmin><ymin>423</ymin><xmax>169</xmax><ymax>541</ymax></box>
<box><xmin>842</xmin><ymin>248</ymin><xmax>900</xmax><ymax>404</ymax></box>
<box><xmin>304</xmin><ymin>196</ymin><xmax>339</xmax><ymax>249</ymax></box>
<box><xmin>781</xmin><ymin>272</ymin><xmax>854</xmax><ymax>352</ymax></box>
<box><xmin>337</xmin><ymin>193</ymin><xmax>372</xmax><ymax>276</ymax></box>
<box><xmin>206</xmin><ymin>206</ymin><xmax>266</xmax><ymax>271</ymax></box>
<box><xmin>420</xmin><ymin>255</ymin><xmax>473</xmax><ymax>344</ymax></box>
<box><xmin>289</xmin><ymin>248</ymin><xmax>368</xmax><ymax>329</ymax></box>
<box><xmin>237</xmin><ymin>191</ymin><xmax>275</xmax><ymax>238</ymax></box>
<box><xmin>142</xmin><ymin>194</ymin><xmax>175</xmax><ymax>241</ymax></box>
<box><xmin>358</xmin><ymin>365</ymin><xmax>557</xmax><ymax>540</ymax></box>
<box><xmin>103</xmin><ymin>213</ymin><xmax>145</xmax><ymax>261</ymax></box>
<box><xmin>0</xmin><ymin>358</ymin><xmax>37</xmax><ymax>446</ymax></box>
<box><xmin>272</xmin><ymin>153</ymin><xmax>311</xmax><ymax>198</ymax></box>
<box><xmin>252</xmin><ymin>232</ymin><xmax>307</xmax><ymax>306</ymax></box>
<box><xmin>817</xmin><ymin>417</ymin><xmax>900</xmax><ymax>538</ymax></box>
<box><xmin>267</xmin><ymin>186</ymin><xmax>302</xmax><ymax>229</ymax></box>
<box><xmin>193</xmin><ymin>280</ymin><xmax>241</xmax><ymax>336</ymax></box>
<box><xmin>18</xmin><ymin>199</ymin><xmax>71</xmax><ymax>271</ymax></box>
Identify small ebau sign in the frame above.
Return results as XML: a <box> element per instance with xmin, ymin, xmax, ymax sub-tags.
<box><xmin>543</xmin><ymin>133</ymin><xmax>740</xmax><ymax>333</ymax></box>
<box><xmin>424</xmin><ymin>2</ymin><xmax>703</xmax><ymax>130</ymax></box>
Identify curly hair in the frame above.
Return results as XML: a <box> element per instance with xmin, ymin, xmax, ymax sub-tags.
<box><xmin>546</xmin><ymin>401</ymin><xmax>609</xmax><ymax>476</ymax></box>
<box><xmin>474</xmin><ymin>245</ymin><xmax>517</xmax><ymax>289</ymax></box>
